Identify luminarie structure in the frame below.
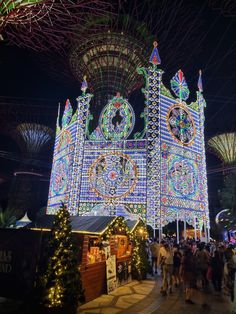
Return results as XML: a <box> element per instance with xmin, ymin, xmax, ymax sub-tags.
<box><xmin>47</xmin><ymin>43</ymin><xmax>210</xmax><ymax>241</ymax></box>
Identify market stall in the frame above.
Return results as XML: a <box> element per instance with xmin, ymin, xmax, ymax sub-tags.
<box><xmin>27</xmin><ymin>215</ymin><xmax>132</xmax><ymax>302</ymax></box>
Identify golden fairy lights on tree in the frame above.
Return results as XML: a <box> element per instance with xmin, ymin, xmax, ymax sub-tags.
<box><xmin>41</xmin><ymin>203</ymin><xmax>83</xmax><ymax>309</ymax></box>
<box><xmin>131</xmin><ymin>220</ymin><xmax>149</xmax><ymax>280</ymax></box>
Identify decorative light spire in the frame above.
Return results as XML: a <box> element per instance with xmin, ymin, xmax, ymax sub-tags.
<box><xmin>198</xmin><ymin>69</ymin><xmax>203</xmax><ymax>93</ymax></box>
<box><xmin>81</xmin><ymin>75</ymin><xmax>88</xmax><ymax>95</ymax></box>
<box><xmin>170</xmin><ymin>69</ymin><xmax>189</xmax><ymax>102</ymax></box>
<box><xmin>149</xmin><ymin>41</ymin><xmax>161</xmax><ymax>65</ymax></box>
<box><xmin>56</xmin><ymin>103</ymin><xmax>60</xmax><ymax>128</ymax></box>
<box><xmin>62</xmin><ymin>99</ymin><xmax>73</xmax><ymax>128</ymax></box>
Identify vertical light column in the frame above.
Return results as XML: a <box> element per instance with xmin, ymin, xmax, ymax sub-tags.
<box><xmin>68</xmin><ymin>93</ymin><xmax>92</xmax><ymax>215</ymax></box>
<box><xmin>198</xmin><ymin>91</ymin><xmax>210</xmax><ymax>238</ymax></box>
<box><xmin>137</xmin><ymin>42</ymin><xmax>162</xmax><ymax>233</ymax></box>
<box><xmin>194</xmin><ymin>216</ymin><xmax>197</xmax><ymax>240</ymax></box>
<box><xmin>176</xmin><ymin>213</ymin><xmax>179</xmax><ymax>243</ymax></box>
<box><xmin>184</xmin><ymin>216</ymin><xmax>187</xmax><ymax>240</ymax></box>
<box><xmin>146</xmin><ymin>67</ymin><xmax>163</xmax><ymax>231</ymax></box>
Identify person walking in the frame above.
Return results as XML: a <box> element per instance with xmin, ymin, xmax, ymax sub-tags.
<box><xmin>149</xmin><ymin>238</ymin><xmax>159</xmax><ymax>275</ymax></box>
<box><xmin>180</xmin><ymin>246</ymin><xmax>196</xmax><ymax>304</ymax></box>
<box><xmin>173</xmin><ymin>244</ymin><xmax>182</xmax><ymax>287</ymax></box>
<box><xmin>211</xmin><ymin>248</ymin><xmax>224</xmax><ymax>292</ymax></box>
<box><xmin>224</xmin><ymin>246</ymin><xmax>236</xmax><ymax>301</ymax></box>
<box><xmin>160</xmin><ymin>243</ymin><xmax>174</xmax><ymax>296</ymax></box>
<box><xmin>195</xmin><ymin>243</ymin><xmax>210</xmax><ymax>289</ymax></box>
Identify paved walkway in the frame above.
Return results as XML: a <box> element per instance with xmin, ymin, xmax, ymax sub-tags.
<box><xmin>0</xmin><ymin>274</ymin><xmax>236</xmax><ymax>313</ymax></box>
<box><xmin>78</xmin><ymin>274</ymin><xmax>236</xmax><ymax>314</ymax></box>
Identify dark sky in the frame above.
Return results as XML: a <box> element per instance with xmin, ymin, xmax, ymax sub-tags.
<box><xmin>0</xmin><ymin>0</ymin><xmax>235</xmax><ymax>210</ymax></box>
<box><xmin>0</xmin><ymin>1</ymin><xmax>235</xmax><ymax>134</ymax></box>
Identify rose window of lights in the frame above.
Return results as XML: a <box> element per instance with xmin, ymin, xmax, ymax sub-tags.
<box><xmin>89</xmin><ymin>152</ymin><xmax>138</xmax><ymax>199</ymax></box>
<box><xmin>167</xmin><ymin>104</ymin><xmax>195</xmax><ymax>146</ymax></box>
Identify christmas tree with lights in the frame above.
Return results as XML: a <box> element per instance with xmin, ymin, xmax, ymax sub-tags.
<box><xmin>131</xmin><ymin>224</ymin><xmax>150</xmax><ymax>280</ymax></box>
<box><xmin>42</xmin><ymin>203</ymin><xmax>83</xmax><ymax>310</ymax></box>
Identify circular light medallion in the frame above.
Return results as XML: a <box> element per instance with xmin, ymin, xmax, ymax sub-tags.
<box><xmin>167</xmin><ymin>104</ymin><xmax>195</xmax><ymax>146</ymax></box>
<box><xmin>89</xmin><ymin>152</ymin><xmax>138</xmax><ymax>199</ymax></box>
<box><xmin>169</xmin><ymin>158</ymin><xmax>197</xmax><ymax>197</ymax></box>
<box><xmin>99</xmin><ymin>97</ymin><xmax>135</xmax><ymax>140</ymax></box>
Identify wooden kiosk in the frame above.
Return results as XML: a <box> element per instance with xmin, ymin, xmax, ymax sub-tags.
<box><xmin>27</xmin><ymin>215</ymin><xmax>132</xmax><ymax>302</ymax></box>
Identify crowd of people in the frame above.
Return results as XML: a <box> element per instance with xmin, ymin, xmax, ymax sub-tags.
<box><xmin>148</xmin><ymin>238</ymin><xmax>236</xmax><ymax>304</ymax></box>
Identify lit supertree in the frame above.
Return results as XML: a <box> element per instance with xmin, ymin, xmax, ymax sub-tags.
<box><xmin>0</xmin><ymin>96</ymin><xmax>56</xmax><ymax>162</ymax></box>
<box><xmin>69</xmin><ymin>1</ymin><xmax>204</xmax><ymax>108</ymax></box>
<box><xmin>9</xmin><ymin>122</ymin><xmax>53</xmax><ymax>218</ymax></box>
<box><xmin>208</xmin><ymin>133</ymin><xmax>236</xmax><ymax>166</ymax></box>
<box><xmin>208</xmin><ymin>133</ymin><xmax>236</xmax><ymax>236</ymax></box>
<box><xmin>39</xmin><ymin>0</ymin><xmax>204</xmax><ymax>109</ymax></box>
<box><xmin>69</xmin><ymin>19</ymin><xmax>151</xmax><ymax>108</ymax></box>
<box><xmin>208</xmin><ymin>0</ymin><xmax>236</xmax><ymax>17</ymax></box>
<box><xmin>0</xmin><ymin>97</ymin><xmax>56</xmax><ymax>218</ymax></box>
<box><xmin>0</xmin><ymin>0</ymin><xmax>111</xmax><ymax>52</ymax></box>
<box><xmin>14</xmin><ymin>123</ymin><xmax>53</xmax><ymax>156</ymax></box>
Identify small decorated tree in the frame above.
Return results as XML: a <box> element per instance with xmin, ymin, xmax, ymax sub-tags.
<box><xmin>131</xmin><ymin>222</ymin><xmax>150</xmax><ymax>280</ymax></box>
<box><xmin>41</xmin><ymin>203</ymin><xmax>83</xmax><ymax>310</ymax></box>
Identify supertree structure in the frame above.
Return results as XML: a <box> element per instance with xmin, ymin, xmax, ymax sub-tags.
<box><xmin>208</xmin><ymin>133</ymin><xmax>236</xmax><ymax>234</ymax></box>
<box><xmin>208</xmin><ymin>0</ymin><xmax>236</xmax><ymax>17</ymax></box>
<box><xmin>0</xmin><ymin>96</ymin><xmax>56</xmax><ymax>130</ymax></box>
<box><xmin>208</xmin><ymin>133</ymin><xmax>236</xmax><ymax>166</ymax></box>
<box><xmin>69</xmin><ymin>20</ymin><xmax>151</xmax><ymax>108</ymax></box>
<box><xmin>14</xmin><ymin>123</ymin><xmax>53</xmax><ymax>157</ymax></box>
<box><xmin>38</xmin><ymin>0</ymin><xmax>205</xmax><ymax>110</ymax></box>
<box><xmin>0</xmin><ymin>96</ymin><xmax>56</xmax><ymax>158</ymax></box>
<box><xmin>0</xmin><ymin>0</ymin><xmax>111</xmax><ymax>52</ymax></box>
<box><xmin>0</xmin><ymin>97</ymin><xmax>57</xmax><ymax>218</ymax></box>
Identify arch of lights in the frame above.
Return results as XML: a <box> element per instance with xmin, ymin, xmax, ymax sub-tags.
<box><xmin>47</xmin><ymin>43</ymin><xmax>209</xmax><ymax>236</ymax></box>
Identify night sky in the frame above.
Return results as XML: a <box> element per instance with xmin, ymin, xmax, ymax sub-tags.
<box><xmin>0</xmin><ymin>0</ymin><xmax>235</xmax><ymax>213</ymax></box>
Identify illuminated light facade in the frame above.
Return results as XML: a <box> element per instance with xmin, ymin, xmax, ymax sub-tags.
<box><xmin>47</xmin><ymin>44</ymin><xmax>209</xmax><ymax>236</ymax></box>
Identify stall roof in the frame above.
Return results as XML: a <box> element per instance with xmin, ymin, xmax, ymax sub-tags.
<box><xmin>126</xmin><ymin>220</ymin><xmax>140</xmax><ymax>233</ymax></box>
<box><xmin>26</xmin><ymin>215</ymin><xmax>117</xmax><ymax>235</ymax></box>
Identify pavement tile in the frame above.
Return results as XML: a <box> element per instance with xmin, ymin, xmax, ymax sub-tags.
<box><xmin>79</xmin><ymin>295</ymin><xmax>114</xmax><ymax>309</ymax></box>
<box><xmin>110</xmin><ymin>286</ymin><xmax>133</xmax><ymax>296</ymax></box>
<box><xmin>124</xmin><ymin>281</ymin><xmax>140</xmax><ymax>287</ymax></box>
<box><xmin>115</xmin><ymin>294</ymin><xmax>145</xmax><ymax>309</ymax></box>
<box><xmin>97</xmin><ymin>307</ymin><xmax>121</xmax><ymax>314</ymax></box>
<box><xmin>132</xmin><ymin>283</ymin><xmax>155</xmax><ymax>295</ymax></box>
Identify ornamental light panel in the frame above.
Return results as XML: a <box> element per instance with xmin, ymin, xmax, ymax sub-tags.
<box><xmin>47</xmin><ymin>43</ymin><xmax>209</xmax><ymax>232</ymax></box>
